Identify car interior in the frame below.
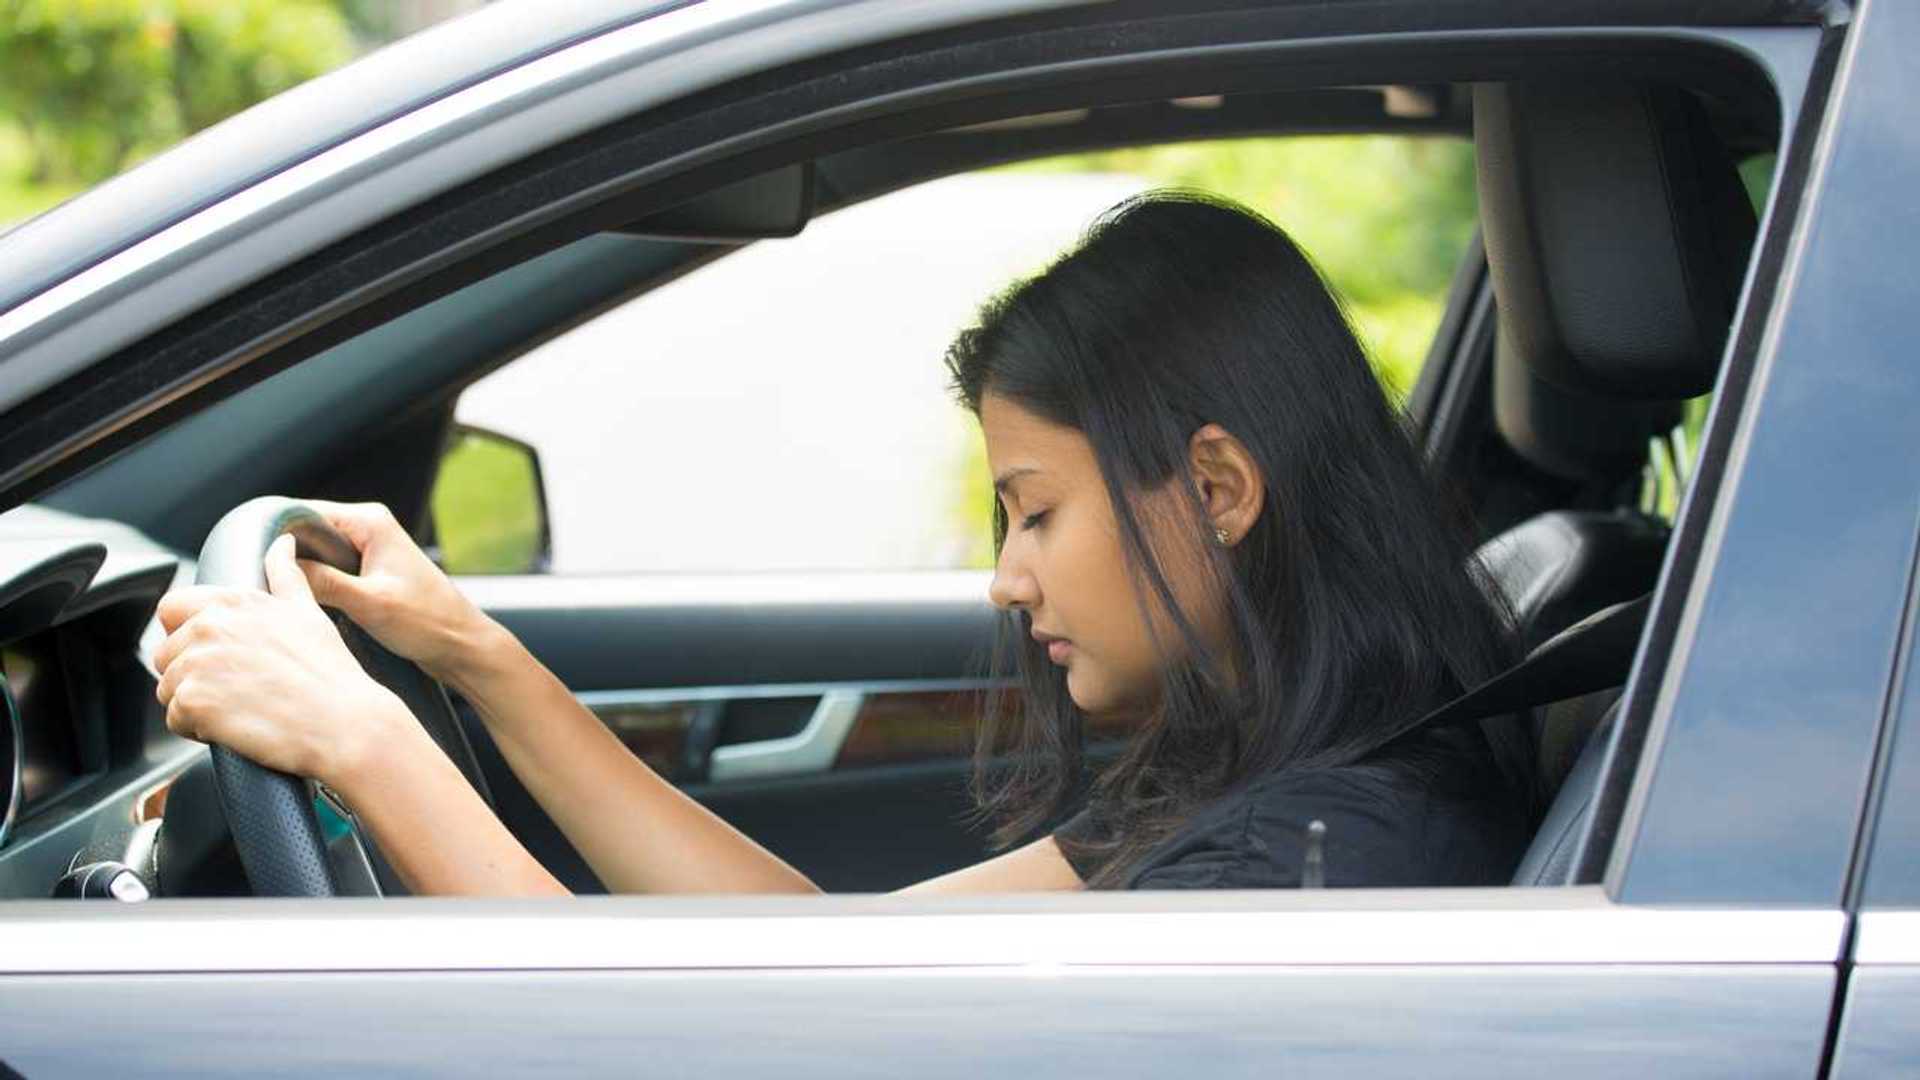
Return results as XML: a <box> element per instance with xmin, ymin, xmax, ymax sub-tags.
<box><xmin>0</xmin><ymin>12</ymin><xmax>1790</xmax><ymax>900</ymax></box>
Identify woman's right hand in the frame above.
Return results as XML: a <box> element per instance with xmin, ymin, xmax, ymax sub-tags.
<box><xmin>295</xmin><ymin>499</ymin><xmax>499</xmax><ymax>685</ymax></box>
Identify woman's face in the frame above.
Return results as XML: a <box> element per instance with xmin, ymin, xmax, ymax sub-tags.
<box><xmin>981</xmin><ymin>393</ymin><xmax>1221</xmax><ymax>718</ymax></box>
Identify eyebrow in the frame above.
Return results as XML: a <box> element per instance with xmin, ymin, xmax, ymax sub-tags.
<box><xmin>992</xmin><ymin>467</ymin><xmax>1040</xmax><ymax>495</ymax></box>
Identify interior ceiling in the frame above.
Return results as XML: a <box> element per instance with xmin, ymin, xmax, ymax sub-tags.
<box><xmin>809</xmin><ymin>79</ymin><xmax>1773</xmax><ymax>215</ymax></box>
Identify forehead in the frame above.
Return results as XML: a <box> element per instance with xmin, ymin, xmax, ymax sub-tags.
<box><xmin>979</xmin><ymin>394</ymin><xmax>1095</xmax><ymax>478</ymax></box>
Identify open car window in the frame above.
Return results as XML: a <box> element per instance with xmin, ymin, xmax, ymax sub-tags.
<box><xmin>436</xmin><ymin>135</ymin><xmax>1478</xmax><ymax>578</ymax></box>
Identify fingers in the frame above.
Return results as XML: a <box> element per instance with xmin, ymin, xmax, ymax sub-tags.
<box><xmin>299</xmin><ymin>558</ymin><xmax>367</xmax><ymax>615</ymax></box>
<box><xmin>155</xmin><ymin>585</ymin><xmax>244</xmax><ymax>634</ymax></box>
<box><xmin>163</xmin><ymin>697</ymin><xmax>202</xmax><ymax>743</ymax></box>
<box><xmin>264</xmin><ymin>534</ymin><xmax>314</xmax><ymax>603</ymax></box>
<box><xmin>154</xmin><ymin>625</ymin><xmax>209</xmax><ymax>742</ymax></box>
<box><xmin>303</xmin><ymin>499</ymin><xmax>401</xmax><ymax>551</ymax></box>
<box><xmin>152</xmin><ymin>622</ymin><xmax>184</xmax><ymax>677</ymax></box>
<box><xmin>155</xmin><ymin>638</ymin><xmax>192</xmax><ymax>706</ymax></box>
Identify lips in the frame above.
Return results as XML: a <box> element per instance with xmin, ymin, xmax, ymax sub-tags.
<box><xmin>1032</xmin><ymin>629</ymin><xmax>1072</xmax><ymax>665</ymax></box>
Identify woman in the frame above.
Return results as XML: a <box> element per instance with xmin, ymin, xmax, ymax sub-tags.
<box><xmin>153</xmin><ymin>192</ymin><xmax>1536</xmax><ymax>895</ymax></box>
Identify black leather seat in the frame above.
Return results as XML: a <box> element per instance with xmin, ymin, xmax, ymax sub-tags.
<box><xmin>1511</xmin><ymin>702</ymin><xmax>1619</xmax><ymax>885</ymax></box>
<box><xmin>1475</xmin><ymin>512</ymin><xmax>1659</xmax><ymax>799</ymax></box>
<box><xmin>1477</xmin><ymin>509</ymin><xmax>1668</xmax><ymax>653</ymax></box>
<box><xmin>1464</xmin><ymin>80</ymin><xmax>1758</xmax><ymax>885</ymax></box>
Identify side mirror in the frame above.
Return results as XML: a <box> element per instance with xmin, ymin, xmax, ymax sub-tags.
<box><xmin>426</xmin><ymin>423</ymin><xmax>552</xmax><ymax>574</ymax></box>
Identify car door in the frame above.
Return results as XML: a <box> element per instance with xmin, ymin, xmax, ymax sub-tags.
<box><xmin>1818</xmin><ymin>5</ymin><xmax>1920</xmax><ymax>1046</ymax></box>
<box><xmin>0</xmin><ymin>2</ymin><xmax>1899</xmax><ymax>1077</ymax></box>
<box><xmin>1830</xmin><ymin>561</ymin><xmax>1920</xmax><ymax>1078</ymax></box>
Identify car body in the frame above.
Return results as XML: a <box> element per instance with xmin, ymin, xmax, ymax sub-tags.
<box><xmin>0</xmin><ymin>0</ymin><xmax>1916</xmax><ymax>1076</ymax></box>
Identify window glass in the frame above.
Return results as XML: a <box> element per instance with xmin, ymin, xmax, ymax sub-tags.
<box><xmin>450</xmin><ymin>137</ymin><xmax>1478</xmax><ymax>575</ymax></box>
<box><xmin>1641</xmin><ymin>152</ymin><xmax>1774</xmax><ymax>522</ymax></box>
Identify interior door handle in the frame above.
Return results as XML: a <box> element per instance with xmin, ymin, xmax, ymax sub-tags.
<box><xmin>707</xmin><ymin>690</ymin><xmax>865</xmax><ymax>782</ymax></box>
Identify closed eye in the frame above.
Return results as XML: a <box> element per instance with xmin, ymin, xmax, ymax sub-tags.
<box><xmin>1019</xmin><ymin>510</ymin><xmax>1049</xmax><ymax>531</ymax></box>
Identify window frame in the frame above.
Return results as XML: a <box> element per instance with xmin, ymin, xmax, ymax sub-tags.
<box><xmin>0</xmin><ymin>0</ymin><xmax>1868</xmax><ymax>966</ymax></box>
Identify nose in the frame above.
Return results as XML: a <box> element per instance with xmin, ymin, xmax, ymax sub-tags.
<box><xmin>988</xmin><ymin>541</ymin><xmax>1039</xmax><ymax>612</ymax></box>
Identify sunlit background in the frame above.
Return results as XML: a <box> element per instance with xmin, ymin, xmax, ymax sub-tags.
<box><xmin>3</xmin><ymin>2</ymin><xmax>1478</xmax><ymax>575</ymax></box>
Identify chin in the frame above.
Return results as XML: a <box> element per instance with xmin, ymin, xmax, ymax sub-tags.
<box><xmin>1063</xmin><ymin>667</ymin><xmax>1117</xmax><ymax>716</ymax></box>
<box><xmin>1065</xmin><ymin>663</ymin><xmax>1157</xmax><ymax>721</ymax></box>
<box><xmin>1063</xmin><ymin>668</ymin><xmax>1095</xmax><ymax>711</ymax></box>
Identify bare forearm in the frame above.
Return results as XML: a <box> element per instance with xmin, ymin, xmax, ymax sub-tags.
<box><xmin>441</xmin><ymin>618</ymin><xmax>818</xmax><ymax>895</ymax></box>
<box><xmin>321</xmin><ymin>699</ymin><xmax>563</xmax><ymax>895</ymax></box>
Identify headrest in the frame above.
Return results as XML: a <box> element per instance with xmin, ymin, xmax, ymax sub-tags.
<box><xmin>1493</xmin><ymin>338</ymin><xmax>1680</xmax><ymax>480</ymax></box>
<box><xmin>1475</xmin><ymin>82</ymin><xmax>1757</xmax><ymax>401</ymax></box>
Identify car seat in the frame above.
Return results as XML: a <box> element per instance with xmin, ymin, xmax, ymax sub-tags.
<box><xmin>1465</xmin><ymin>80</ymin><xmax>1758</xmax><ymax>884</ymax></box>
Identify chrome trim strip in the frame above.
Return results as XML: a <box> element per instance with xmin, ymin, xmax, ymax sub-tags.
<box><xmin>576</xmin><ymin>677</ymin><xmax>1003</xmax><ymax>709</ymax></box>
<box><xmin>0</xmin><ymin>0</ymin><xmax>1099</xmax><ymax>411</ymax></box>
<box><xmin>708</xmin><ymin>689</ymin><xmax>865</xmax><ymax>781</ymax></box>
<box><xmin>0</xmin><ymin>890</ymin><xmax>1843</xmax><ymax>974</ymax></box>
<box><xmin>459</xmin><ymin>570</ymin><xmax>995</xmax><ymax>611</ymax></box>
<box><xmin>1853</xmin><ymin>910</ymin><xmax>1920</xmax><ymax>965</ymax></box>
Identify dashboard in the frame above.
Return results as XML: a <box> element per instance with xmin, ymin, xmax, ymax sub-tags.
<box><xmin>6</xmin><ymin>631</ymin><xmax>100</xmax><ymax>823</ymax></box>
<box><xmin>0</xmin><ymin>504</ymin><xmax>203</xmax><ymax>898</ymax></box>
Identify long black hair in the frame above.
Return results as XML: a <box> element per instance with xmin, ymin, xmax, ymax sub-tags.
<box><xmin>945</xmin><ymin>191</ymin><xmax>1536</xmax><ymax>887</ymax></box>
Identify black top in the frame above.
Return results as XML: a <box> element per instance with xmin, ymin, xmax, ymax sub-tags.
<box><xmin>1054</xmin><ymin>753</ymin><xmax>1532</xmax><ymax>890</ymax></box>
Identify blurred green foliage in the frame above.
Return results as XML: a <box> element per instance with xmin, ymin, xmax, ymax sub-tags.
<box><xmin>0</xmin><ymin>0</ymin><xmax>351</xmax><ymax>212</ymax></box>
<box><xmin>1007</xmin><ymin>136</ymin><xmax>1478</xmax><ymax>398</ymax></box>
<box><xmin>170</xmin><ymin>0</ymin><xmax>355</xmax><ymax>133</ymax></box>
<box><xmin>431</xmin><ymin>430</ymin><xmax>546</xmax><ymax>575</ymax></box>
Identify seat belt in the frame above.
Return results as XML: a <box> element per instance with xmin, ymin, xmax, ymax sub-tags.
<box><xmin>1380</xmin><ymin>592</ymin><xmax>1653</xmax><ymax>749</ymax></box>
<box><xmin>1293</xmin><ymin>593</ymin><xmax>1652</xmax><ymax>889</ymax></box>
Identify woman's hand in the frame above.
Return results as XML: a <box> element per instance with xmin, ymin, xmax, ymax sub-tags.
<box><xmin>293</xmin><ymin>500</ymin><xmax>498</xmax><ymax>685</ymax></box>
<box><xmin>155</xmin><ymin>534</ymin><xmax>415</xmax><ymax>792</ymax></box>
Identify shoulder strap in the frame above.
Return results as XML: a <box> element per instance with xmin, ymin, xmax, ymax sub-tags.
<box><xmin>1381</xmin><ymin>593</ymin><xmax>1653</xmax><ymax>749</ymax></box>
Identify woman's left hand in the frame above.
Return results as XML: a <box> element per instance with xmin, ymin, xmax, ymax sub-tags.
<box><xmin>154</xmin><ymin>534</ymin><xmax>412</xmax><ymax>792</ymax></box>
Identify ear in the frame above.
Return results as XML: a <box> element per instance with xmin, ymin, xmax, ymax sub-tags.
<box><xmin>1187</xmin><ymin>423</ymin><xmax>1265</xmax><ymax>546</ymax></box>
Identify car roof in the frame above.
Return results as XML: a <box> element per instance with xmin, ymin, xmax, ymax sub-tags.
<box><xmin>0</xmin><ymin>0</ymin><xmax>680</xmax><ymax>318</ymax></box>
<box><xmin>0</xmin><ymin>0</ymin><xmax>1805</xmax><ymax>324</ymax></box>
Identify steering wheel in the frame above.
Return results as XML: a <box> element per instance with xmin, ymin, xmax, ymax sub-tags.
<box><xmin>194</xmin><ymin>496</ymin><xmax>494</xmax><ymax>897</ymax></box>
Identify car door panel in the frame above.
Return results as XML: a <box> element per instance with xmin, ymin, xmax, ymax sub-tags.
<box><xmin>0</xmin><ymin>896</ymin><xmax>1840</xmax><ymax>1079</ymax></box>
<box><xmin>1</xmin><ymin>968</ymin><xmax>1837</xmax><ymax>1079</ymax></box>
<box><xmin>472</xmin><ymin>575</ymin><xmax>1000</xmax><ymax>691</ymax></box>
<box><xmin>463</xmin><ymin>695</ymin><xmax>995</xmax><ymax>892</ymax></box>
<box><xmin>1831</xmin><ymin>968</ymin><xmax>1920</xmax><ymax>1078</ymax></box>
<box><xmin>460</xmin><ymin>576</ymin><xmax>1005</xmax><ymax>889</ymax></box>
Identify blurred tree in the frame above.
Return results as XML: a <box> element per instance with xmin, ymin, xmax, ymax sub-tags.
<box><xmin>333</xmin><ymin>0</ymin><xmax>484</xmax><ymax>47</ymax></box>
<box><xmin>0</xmin><ymin>0</ymin><xmax>352</xmax><ymax>184</ymax></box>
<box><xmin>171</xmin><ymin>0</ymin><xmax>354</xmax><ymax>134</ymax></box>
<box><xmin>1008</xmin><ymin>136</ymin><xmax>1478</xmax><ymax>398</ymax></box>
<box><xmin>0</xmin><ymin>0</ymin><xmax>174</xmax><ymax>182</ymax></box>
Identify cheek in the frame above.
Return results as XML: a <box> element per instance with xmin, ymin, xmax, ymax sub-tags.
<box><xmin>1052</xmin><ymin>512</ymin><xmax>1165</xmax><ymax>712</ymax></box>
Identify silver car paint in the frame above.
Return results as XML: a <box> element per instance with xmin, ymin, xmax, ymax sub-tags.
<box><xmin>0</xmin><ymin>965</ymin><xmax>1837</xmax><ymax>1078</ymax></box>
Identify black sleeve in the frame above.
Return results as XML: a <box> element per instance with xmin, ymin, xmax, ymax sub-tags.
<box><xmin>1127</xmin><ymin>770</ymin><xmax>1419</xmax><ymax>891</ymax></box>
<box><xmin>1129</xmin><ymin>797</ymin><xmax>1293</xmax><ymax>891</ymax></box>
<box><xmin>1051</xmin><ymin>805</ymin><xmax>1109</xmax><ymax>884</ymax></box>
